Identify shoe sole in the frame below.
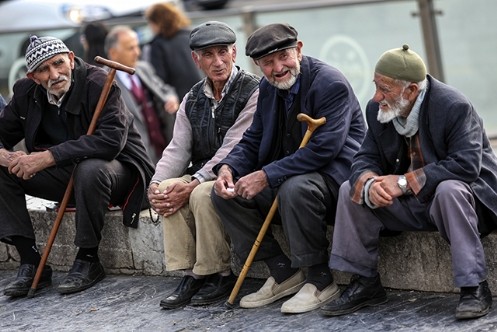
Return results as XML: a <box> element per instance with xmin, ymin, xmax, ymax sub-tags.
<box><xmin>190</xmin><ymin>288</ymin><xmax>234</xmax><ymax>306</ymax></box>
<box><xmin>160</xmin><ymin>297</ymin><xmax>193</xmax><ymax>309</ymax></box>
<box><xmin>281</xmin><ymin>285</ymin><xmax>340</xmax><ymax>314</ymax></box>
<box><xmin>321</xmin><ymin>296</ymin><xmax>388</xmax><ymax>316</ymax></box>
<box><xmin>57</xmin><ymin>272</ymin><xmax>105</xmax><ymax>295</ymax></box>
<box><xmin>4</xmin><ymin>280</ymin><xmax>52</xmax><ymax>298</ymax></box>
<box><xmin>455</xmin><ymin>307</ymin><xmax>491</xmax><ymax>320</ymax></box>
<box><xmin>240</xmin><ymin>281</ymin><xmax>306</xmax><ymax>309</ymax></box>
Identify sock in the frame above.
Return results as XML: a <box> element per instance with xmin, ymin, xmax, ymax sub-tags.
<box><xmin>265</xmin><ymin>254</ymin><xmax>298</xmax><ymax>284</ymax></box>
<box><xmin>12</xmin><ymin>236</ymin><xmax>41</xmax><ymax>266</ymax></box>
<box><xmin>184</xmin><ymin>270</ymin><xmax>205</xmax><ymax>279</ymax></box>
<box><xmin>76</xmin><ymin>247</ymin><xmax>99</xmax><ymax>262</ymax></box>
<box><xmin>307</xmin><ymin>263</ymin><xmax>333</xmax><ymax>291</ymax></box>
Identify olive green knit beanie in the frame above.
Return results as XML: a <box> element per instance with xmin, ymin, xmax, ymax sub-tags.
<box><xmin>375</xmin><ymin>44</ymin><xmax>426</xmax><ymax>82</ymax></box>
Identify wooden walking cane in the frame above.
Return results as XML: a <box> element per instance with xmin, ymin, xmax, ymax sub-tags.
<box><xmin>226</xmin><ymin>113</ymin><xmax>326</xmax><ymax>306</ymax></box>
<box><xmin>27</xmin><ymin>56</ymin><xmax>135</xmax><ymax>298</ymax></box>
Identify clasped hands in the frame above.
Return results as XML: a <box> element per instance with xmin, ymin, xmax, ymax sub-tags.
<box><xmin>0</xmin><ymin>149</ymin><xmax>54</xmax><ymax>180</ymax></box>
<box><xmin>368</xmin><ymin>175</ymin><xmax>404</xmax><ymax>208</ymax></box>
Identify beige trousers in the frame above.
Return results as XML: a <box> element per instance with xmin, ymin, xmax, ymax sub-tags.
<box><xmin>160</xmin><ymin>175</ymin><xmax>231</xmax><ymax>276</ymax></box>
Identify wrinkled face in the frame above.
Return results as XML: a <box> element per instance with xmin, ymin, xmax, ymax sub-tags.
<box><xmin>373</xmin><ymin>73</ymin><xmax>413</xmax><ymax>123</ymax></box>
<box><xmin>255</xmin><ymin>43</ymin><xmax>303</xmax><ymax>90</ymax></box>
<box><xmin>108</xmin><ymin>30</ymin><xmax>141</xmax><ymax>68</ymax></box>
<box><xmin>28</xmin><ymin>52</ymin><xmax>75</xmax><ymax>98</ymax></box>
<box><xmin>192</xmin><ymin>44</ymin><xmax>236</xmax><ymax>85</ymax></box>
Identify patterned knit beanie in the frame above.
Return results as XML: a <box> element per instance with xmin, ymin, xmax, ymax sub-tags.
<box><xmin>25</xmin><ymin>35</ymin><xmax>70</xmax><ymax>73</ymax></box>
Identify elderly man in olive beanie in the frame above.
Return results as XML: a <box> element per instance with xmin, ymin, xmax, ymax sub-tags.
<box><xmin>0</xmin><ymin>35</ymin><xmax>154</xmax><ymax>297</ymax></box>
<box><xmin>212</xmin><ymin>23</ymin><xmax>365</xmax><ymax>314</ymax></box>
<box><xmin>321</xmin><ymin>45</ymin><xmax>497</xmax><ymax>320</ymax></box>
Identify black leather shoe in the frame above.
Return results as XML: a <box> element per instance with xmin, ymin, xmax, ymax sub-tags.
<box><xmin>455</xmin><ymin>280</ymin><xmax>492</xmax><ymax>320</ymax></box>
<box><xmin>160</xmin><ymin>276</ymin><xmax>205</xmax><ymax>309</ymax></box>
<box><xmin>321</xmin><ymin>274</ymin><xmax>387</xmax><ymax>316</ymax></box>
<box><xmin>57</xmin><ymin>259</ymin><xmax>105</xmax><ymax>295</ymax></box>
<box><xmin>4</xmin><ymin>264</ymin><xmax>52</xmax><ymax>297</ymax></box>
<box><xmin>190</xmin><ymin>272</ymin><xmax>236</xmax><ymax>306</ymax></box>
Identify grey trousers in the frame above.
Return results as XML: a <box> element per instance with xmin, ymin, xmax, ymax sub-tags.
<box><xmin>0</xmin><ymin>158</ymin><xmax>135</xmax><ymax>248</ymax></box>
<box><xmin>329</xmin><ymin>180</ymin><xmax>487</xmax><ymax>287</ymax></box>
<box><xmin>212</xmin><ymin>172</ymin><xmax>335</xmax><ymax>268</ymax></box>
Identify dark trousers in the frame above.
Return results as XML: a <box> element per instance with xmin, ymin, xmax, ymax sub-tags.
<box><xmin>0</xmin><ymin>158</ymin><xmax>135</xmax><ymax>248</ymax></box>
<box><xmin>212</xmin><ymin>172</ymin><xmax>336</xmax><ymax>268</ymax></box>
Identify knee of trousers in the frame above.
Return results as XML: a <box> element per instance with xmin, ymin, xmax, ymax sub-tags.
<box><xmin>433</xmin><ymin>180</ymin><xmax>474</xmax><ymax>206</ymax></box>
<box><xmin>73</xmin><ymin>159</ymin><xmax>112</xmax><ymax>190</ymax></box>
<box><xmin>190</xmin><ymin>181</ymin><xmax>214</xmax><ymax>210</ymax></box>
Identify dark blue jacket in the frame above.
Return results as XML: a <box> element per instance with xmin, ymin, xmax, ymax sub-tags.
<box><xmin>215</xmin><ymin>55</ymin><xmax>365</xmax><ymax>188</ymax></box>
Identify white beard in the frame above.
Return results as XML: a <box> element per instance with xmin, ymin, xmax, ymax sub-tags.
<box><xmin>377</xmin><ymin>96</ymin><xmax>410</xmax><ymax>123</ymax></box>
<box><xmin>268</xmin><ymin>60</ymin><xmax>301</xmax><ymax>90</ymax></box>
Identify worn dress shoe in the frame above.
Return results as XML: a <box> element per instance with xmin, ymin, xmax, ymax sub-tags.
<box><xmin>4</xmin><ymin>264</ymin><xmax>52</xmax><ymax>297</ymax></box>
<box><xmin>240</xmin><ymin>270</ymin><xmax>305</xmax><ymax>308</ymax></box>
<box><xmin>281</xmin><ymin>282</ymin><xmax>340</xmax><ymax>314</ymax></box>
<box><xmin>160</xmin><ymin>275</ymin><xmax>205</xmax><ymax>309</ymax></box>
<box><xmin>190</xmin><ymin>273</ymin><xmax>236</xmax><ymax>306</ymax></box>
<box><xmin>321</xmin><ymin>274</ymin><xmax>387</xmax><ymax>316</ymax></box>
<box><xmin>455</xmin><ymin>280</ymin><xmax>492</xmax><ymax>320</ymax></box>
<box><xmin>57</xmin><ymin>259</ymin><xmax>105</xmax><ymax>295</ymax></box>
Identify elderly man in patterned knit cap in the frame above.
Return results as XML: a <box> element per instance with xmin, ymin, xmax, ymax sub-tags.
<box><xmin>0</xmin><ymin>35</ymin><xmax>154</xmax><ymax>297</ymax></box>
<box><xmin>321</xmin><ymin>45</ymin><xmax>497</xmax><ymax>320</ymax></box>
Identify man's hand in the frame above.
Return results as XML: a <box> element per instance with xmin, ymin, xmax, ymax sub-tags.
<box><xmin>213</xmin><ymin>165</ymin><xmax>236</xmax><ymax>199</ymax></box>
<box><xmin>0</xmin><ymin>149</ymin><xmax>26</xmax><ymax>168</ymax></box>
<box><xmin>148</xmin><ymin>180</ymin><xmax>198</xmax><ymax>217</ymax></box>
<box><xmin>164</xmin><ymin>96</ymin><xmax>180</xmax><ymax>114</ymax></box>
<box><xmin>234</xmin><ymin>170</ymin><xmax>268</xmax><ymax>200</ymax></box>
<box><xmin>368</xmin><ymin>175</ymin><xmax>403</xmax><ymax>207</ymax></box>
<box><xmin>7</xmin><ymin>150</ymin><xmax>54</xmax><ymax>180</ymax></box>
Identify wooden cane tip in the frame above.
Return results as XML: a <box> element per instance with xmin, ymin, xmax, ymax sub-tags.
<box><xmin>27</xmin><ymin>288</ymin><xmax>36</xmax><ymax>298</ymax></box>
<box><xmin>224</xmin><ymin>300</ymin><xmax>235</xmax><ymax>310</ymax></box>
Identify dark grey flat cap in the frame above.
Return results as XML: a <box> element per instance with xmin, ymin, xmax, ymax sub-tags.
<box><xmin>245</xmin><ymin>23</ymin><xmax>298</xmax><ymax>59</ymax></box>
<box><xmin>189</xmin><ymin>21</ymin><xmax>236</xmax><ymax>50</ymax></box>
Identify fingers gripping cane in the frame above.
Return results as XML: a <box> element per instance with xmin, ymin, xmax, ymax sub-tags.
<box><xmin>27</xmin><ymin>56</ymin><xmax>135</xmax><ymax>298</ymax></box>
<box><xmin>226</xmin><ymin>113</ymin><xmax>326</xmax><ymax>307</ymax></box>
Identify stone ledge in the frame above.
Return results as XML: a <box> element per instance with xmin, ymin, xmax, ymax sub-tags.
<box><xmin>1</xmin><ymin>197</ymin><xmax>496</xmax><ymax>294</ymax></box>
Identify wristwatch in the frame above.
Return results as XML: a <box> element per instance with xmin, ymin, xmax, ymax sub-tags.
<box><xmin>397</xmin><ymin>175</ymin><xmax>408</xmax><ymax>194</ymax></box>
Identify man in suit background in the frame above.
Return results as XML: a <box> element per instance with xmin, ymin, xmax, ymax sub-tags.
<box><xmin>105</xmin><ymin>25</ymin><xmax>179</xmax><ymax>164</ymax></box>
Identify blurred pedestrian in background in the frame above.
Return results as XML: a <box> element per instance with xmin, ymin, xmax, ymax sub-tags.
<box><xmin>106</xmin><ymin>25</ymin><xmax>179</xmax><ymax>164</ymax></box>
<box><xmin>144</xmin><ymin>2</ymin><xmax>202</xmax><ymax>101</ymax></box>
<box><xmin>0</xmin><ymin>94</ymin><xmax>6</xmax><ymax>111</ymax></box>
<box><xmin>80</xmin><ymin>22</ymin><xmax>109</xmax><ymax>66</ymax></box>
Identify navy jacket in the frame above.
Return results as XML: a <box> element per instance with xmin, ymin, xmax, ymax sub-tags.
<box><xmin>350</xmin><ymin>75</ymin><xmax>497</xmax><ymax>226</ymax></box>
<box><xmin>215</xmin><ymin>55</ymin><xmax>365</xmax><ymax>188</ymax></box>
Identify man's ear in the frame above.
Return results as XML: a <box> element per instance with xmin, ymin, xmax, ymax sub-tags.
<box><xmin>26</xmin><ymin>72</ymin><xmax>41</xmax><ymax>85</ymax></box>
<box><xmin>191</xmin><ymin>50</ymin><xmax>200</xmax><ymax>68</ymax></box>
<box><xmin>68</xmin><ymin>51</ymin><xmax>75</xmax><ymax>69</ymax></box>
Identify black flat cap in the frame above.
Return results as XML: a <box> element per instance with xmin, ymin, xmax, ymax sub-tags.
<box><xmin>245</xmin><ymin>23</ymin><xmax>298</xmax><ymax>59</ymax></box>
<box><xmin>189</xmin><ymin>21</ymin><xmax>236</xmax><ymax>50</ymax></box>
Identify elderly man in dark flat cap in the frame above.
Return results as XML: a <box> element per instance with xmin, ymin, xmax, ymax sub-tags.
<box><xmin>321</xmin><ymin>45</ymin><xmax>497</xmax><ymax>320</ymax></box>
<box><xmin>0</xmin><ymin>36</ymin><xmax>154</xmax><ymax>297</ymax></box>
<box><xmin>148</xmin><ymin>21</ymin><xmax>260</xmax><ymax>309</ymax></box>
<box><xmin>212</xmin><ymin>23</ymin><xmax>366</xmax><ymax>314</ymax></box>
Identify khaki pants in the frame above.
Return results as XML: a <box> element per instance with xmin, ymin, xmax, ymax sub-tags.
<box><xmin>160</xmin><ymin>176</ymin><xmax>231</xmax><ymax>276</ymax></box>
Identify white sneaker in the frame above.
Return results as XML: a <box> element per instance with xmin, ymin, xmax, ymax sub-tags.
<box><xmin>280</xmin><ymin>282</ymin><xmax>340</xmax><ymax>314</ymax></box>
<box><xmin>240</xmin><ymin>270</ymin><xmax>305</xmax><ymax>308</ymax></box>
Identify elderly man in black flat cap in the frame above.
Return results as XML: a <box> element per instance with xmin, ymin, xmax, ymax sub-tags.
<box><xmin>212</xmin><ymin>23</ymin><xmax>366</xmax><ymax>314</ymax></box>
<box><xmin>148</xmin><ymin>21</ymin><xmax>260</xmax><ymax>309</ymax></box>
<box><xmin>0</xmin><ymin>35</ymin><xmax>154</xmax><ymax>297</ymax></box>
<box><xmin>321</xmin><ymin>45</ymin><xmax>497</xmax><ymax>320</ymax></box>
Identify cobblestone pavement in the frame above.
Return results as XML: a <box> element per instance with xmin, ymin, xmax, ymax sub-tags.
<box><xmin>1</xmin><ymin>270</ymin><xmax>497</xmax><ymax>332</ymax></box>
